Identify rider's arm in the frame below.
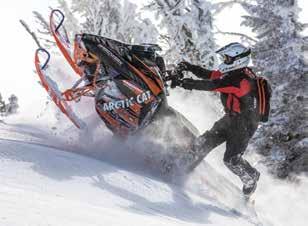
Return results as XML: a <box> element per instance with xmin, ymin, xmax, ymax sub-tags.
<box><xmin>185</xmin><ymin>64</ymin><xmax>222</xmax><ymax>80</ymax></box>
<box><xmin>185</xmin><ymin>64</ymin><xmax>212</xmax><ymax>79</ymax></box>
<box><xmin>181</xmin><ymin>76</ymin><xmax>251</xmax><ymax>97</ymax></box>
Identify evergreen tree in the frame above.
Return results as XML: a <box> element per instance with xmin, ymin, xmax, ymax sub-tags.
<box><xmin>241</xmin><ymin>0</ymin><xmax>308</xmax><ymax>177</ymax></box>
<box><xmin>64</xmin><ymin>0</ymin><xmax>159</xmax><ymax>44</ymax></box>
<box><xmin>241</xmin><ymin>0</ymin><xmax>307</xmax><ymax>79</ymax></box>
<box><xmin>0</xmin><ymin>93</ymin><xmax>19</xmax><ymax>116</ymax></box>
<box><xmin>0</xmin><ymin>94</ymin><xmax>5</xmax><ymax>113</ymax></box>
<box><xmin>6</xmin><ymin>95</ymin><xmax>19</xmax><ymax>115</ymax></box>
<box><xmin>146</xmin><ymin>0</ymin><xmax>217</xmax><ymax>67</ymax></box>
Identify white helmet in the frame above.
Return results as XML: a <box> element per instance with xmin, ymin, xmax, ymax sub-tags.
<box><xmin>216</xmin><ymin>42</ymin><xmax>251</xmax><ymax>73</ymax></box>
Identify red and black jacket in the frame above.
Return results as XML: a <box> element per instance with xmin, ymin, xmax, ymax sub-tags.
<box><xmin>181</xmin><ymin>65</ymin><xmax>259</xmax><ymax>116</ymax></box>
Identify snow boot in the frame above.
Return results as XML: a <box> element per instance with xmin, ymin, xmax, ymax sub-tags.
<box><xmin>243</xmin><ymin>170</ymin><xmax>260</xmax><ymax>196</ymax></box>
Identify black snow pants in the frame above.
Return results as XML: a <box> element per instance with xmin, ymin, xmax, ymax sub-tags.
<box><xmin>188</xmin><ymin>113</ymin><xmax>259</xmax><ymax>185</ymax></box>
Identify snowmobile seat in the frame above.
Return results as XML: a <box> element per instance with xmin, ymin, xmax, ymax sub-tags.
<box><xmin>80</xmin><ymin>33</ymin><xmax>164</xmax><ymax>72</ymax></box>
<box><xmin>80</xmin><ymin>34</ymin><xmax>162</xmax><ymax>61</ymax></box>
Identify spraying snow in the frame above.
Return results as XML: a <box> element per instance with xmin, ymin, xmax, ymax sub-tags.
<box><xmin>0</xmin><ymin>122</ymin><xmax>262</xmax><ymax>226</ymax></box>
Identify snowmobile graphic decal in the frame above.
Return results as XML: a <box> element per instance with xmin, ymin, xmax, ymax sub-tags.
<box><xmin>101</xmin><ymin>90</ymin><xmax>151</xmax><ymax>112</ymax></box>
<box><xmin>34</xmin><ymin>9</ymin><xmax>166</xmax><ymax>136</ymax></box>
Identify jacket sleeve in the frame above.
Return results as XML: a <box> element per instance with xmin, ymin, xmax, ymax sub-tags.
<box><xmin>182</xmin><ymin>76</ymin><xmax>251</xmax><ymax>97</ymax></box>
<box><xmin>186</xmin><ymin>64</ymin><xmax>213</xmax><ymax>79</ymax></box>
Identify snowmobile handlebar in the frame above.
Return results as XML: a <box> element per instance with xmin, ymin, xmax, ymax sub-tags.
<box><xmin>164</xmin><ymin>68</ymin><xmax>184</xmax><ymax>82</ymax></box>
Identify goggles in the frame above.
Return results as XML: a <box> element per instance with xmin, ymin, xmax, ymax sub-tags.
<box><xmin>219</xmin><ymin>49</ymin><xmax>251</xmax><ymax>65</ymax></box>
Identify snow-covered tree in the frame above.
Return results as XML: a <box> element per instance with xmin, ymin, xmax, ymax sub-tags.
<box><xmin>0</xmin><ymin>94</ymin><xmax>5</xmax><ymax>113</ymax></box>
<box><xmin>6</xmin><ymin>95</ymin><xmax>19</xmax><ymax>115</ymax></box>
<box><xmin>241</xmin><ymin>0</ymin><xmax>308</xmax><ymax>177</ymax></box>
<box><xmin>62</xmin><ymin>0</ymin><xmax>159</xmax><ymax>44</ymax></box>
<box><xmin>0</xmin><ymin>93</ymin><xmax>19</xmax><ymax>116</ymax></box>
<box><xmin>57</xmin><ymin>0</ymin><xmax>80</xmax><ymax>36</ymax></box>
<box><xmin>22</xmin><ymin>0</ymin><xmax>159</xmax><ymax>49</ymax></box>
<box><xmin>241</xmin><ymin>0</ymin><xmax>307</xmax><ymax>78</ymax></box>
<box><xmin>146</xmin><ymin>0</ymin><xmax>217</xmax><ymax>67</ymax></box>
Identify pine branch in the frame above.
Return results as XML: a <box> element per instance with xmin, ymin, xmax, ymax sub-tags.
<box><xmin>215</xmin><ymin>27</ymin><xmax>257</xmax><ymax>43</ymax></box>
<box><xmin>33</xmin><ymin>11</ymin><xmax>50</xmax><ymax>33</ymax></box>
<box><xmin>159</xmin><ymin>34</ymin><xmax>171</xmax><ymax>47</ymax></box>
<box><xmin>19</xmin><ymin>20</ymin><xmax>42</xmax><ymax>48</ymax></box>
<box><xmin>216</xmin><ymin>31</ymin><xmax>256</xmax><ymax>43</ymax></box>
<box><xmin>212</xmin><ymin>0</ymin><xmax>244</xmax><ymax>15</ymax></box>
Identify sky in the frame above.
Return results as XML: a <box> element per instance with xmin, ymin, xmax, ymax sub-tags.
<box><xmin>0</xmin><ymin>0</ymin><xmax>307</xmax><ymax>113</ymax></box>
<box><xmin>0</xmin><ymin>0</ymin><xmax>58</xmax><ymax>111</ymax></box>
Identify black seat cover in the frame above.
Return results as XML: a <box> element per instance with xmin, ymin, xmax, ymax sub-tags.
<box><xmin>81</xmin><ymin>33</ymin><xmax>161</xmax><ymax>54</ymax></box>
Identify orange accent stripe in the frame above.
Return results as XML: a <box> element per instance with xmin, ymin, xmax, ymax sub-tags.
<box><xmin>130</xmin><ymin>104</ymin><xmax>142</xmax><ymax>113</ymax></box>
<box><xmin>128</xmin><ymin>63</ymin><xmax>162</xmax><ymax>96</ymax></box>
<box><xmin>98</xmin><ymin>110</ymin><xmax>121</xmax><ymax>129</ymax></box>
<box><xmin>116</xmin><ymin>109</ymin><xmax>139</xmax><ymax>127</ymax></box>
<box><xmin>256</xmin><ymin>79</ymin><xmax>262</xmax><ymax>114</ymax></box>
<box><xmin>116</xmin><ymin>81</ymin><xmax>143</xmax><ymax>113</ymax></box>
<box><xmin>261</xmin><ymin>80</ymin><xmax>266</xmax><ymax>114</ymax></box>
<box><xmin>133</xmin><ymin>55</ymin><xmax>164</xmax><ymax>90</ymax></box>
<box><xmin>62</xmin><ymin>86</ymin><xmax>94</xmax><ymax>101</ymax></box>
<box><xmin>122</xmin><ymin>80</ymin><xmax>144</xmax><ymax>95</ymax></box>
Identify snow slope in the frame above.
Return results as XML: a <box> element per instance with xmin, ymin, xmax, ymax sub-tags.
<box><xmin>0</xmin><ymin>122</ymin><xmax>262</xmax><ymax>226</ymax></box>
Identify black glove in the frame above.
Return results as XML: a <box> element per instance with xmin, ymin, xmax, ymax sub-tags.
<box><xmin>176</xmin><ymin>61</ymin><xmax>192</xmax><ymax>72</ymax></box>
<box><xmin>170</xmin><ymin>78</ymin><xmax>183</xmax><ymax>88</ymax></box>
<box><xmin>180</xmin><ymin>78</ymin><xmax>195</xmax><ymax>90</ymax></box>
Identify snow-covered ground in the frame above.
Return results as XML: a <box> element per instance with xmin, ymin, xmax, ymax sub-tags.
<box><xmin>1</xmin><ymin>116</ymin><xmax>307</xmax><ymax>226</ymax></box>
<box><xmin>0</xmin><ymin>122</ymin><xmax>261</xmax><ymax>226</ymax></box>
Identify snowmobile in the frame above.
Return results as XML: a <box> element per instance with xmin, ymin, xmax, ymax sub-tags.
<box><xmin>34</xmin><ymin>9</ymin><xmax>198</xmax><ymax>154</ymax></box>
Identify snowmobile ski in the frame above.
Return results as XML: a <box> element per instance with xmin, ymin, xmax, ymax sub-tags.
<box><xmin>34</xmin><ymin>48</ymin><xmax>86</xmax><ymax>129</ymax></box>
<box><xmin>50</xmin><ymin>9</ymin><xmax>83</xmax><ymax>76</ymax></box>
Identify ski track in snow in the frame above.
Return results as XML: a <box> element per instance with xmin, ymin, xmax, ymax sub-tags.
<box><xmin>0</xmin><ymin>122</ymin><xmax>263</xmax><ymax>226</ymax></box>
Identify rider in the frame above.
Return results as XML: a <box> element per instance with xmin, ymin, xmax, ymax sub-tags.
<box><xmin>172</xmin><ymin>42</ymin><xmax>265</xmax><ymax>196</ymax></box>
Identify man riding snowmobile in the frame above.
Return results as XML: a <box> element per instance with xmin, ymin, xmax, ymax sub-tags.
<box><xmin>171</xmin><ymin>42</ymin><xmax>271</xmax><ymax>196</ymax></box>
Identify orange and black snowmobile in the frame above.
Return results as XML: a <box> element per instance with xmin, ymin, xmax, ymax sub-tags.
<box><xmin>35</xmin><ymin>9</ymin><xmax>197</xmax><ymax>140</ymax></box>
